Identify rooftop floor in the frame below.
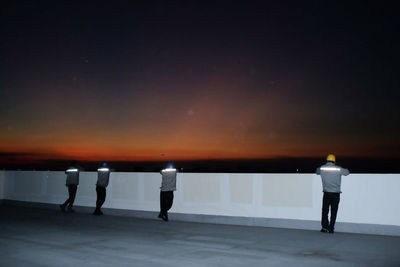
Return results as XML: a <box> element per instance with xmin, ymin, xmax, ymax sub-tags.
<box><xmin>0</xmin><ymin>205</ymin><xmax>399</xmax><ymax>267</ymax></box>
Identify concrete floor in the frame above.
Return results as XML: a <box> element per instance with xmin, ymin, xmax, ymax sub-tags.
<box><xmin>0</xmin><ymin>205</ymin><xmax>399</xmax><ymax>267</ymax></box>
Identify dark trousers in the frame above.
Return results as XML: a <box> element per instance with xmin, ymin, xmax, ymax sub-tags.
<box><xmin>160</xmin><ymin>191</ymin><xmax>174</xmax><ymax>215</ymax></box>
<box><xmin>96</xmin><ymin>186</ymin><xmax>106</xmax><ymax>209</ymax></box>
<box><xmin>321</xmin><ymin>192</ymin><xmax>340</xmax><ymax>231</ymax></box>
<box><xmin>63</xmin><ymin>185</ymin><xmax>77</xmax><ymax>209</ymax></box>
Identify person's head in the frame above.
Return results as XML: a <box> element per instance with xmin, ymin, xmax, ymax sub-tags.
<box><xmin>326</xmin><ymin>154</ymin><xmax>336</xmax><ymax>163</ymax></box>
<box><xmin>101</xmin><ymin>161</ymin><xmax>108</xmax><ymax>168</ymax></box>
<box><xmin>70</xmin><ymin>160</ymin><xmax>78</xmax><ymax>167</ymax></box>
<box><xmin>167</xmin><ymin>162</ymin><xmax>174</xmax><ymax>169</ymax></box>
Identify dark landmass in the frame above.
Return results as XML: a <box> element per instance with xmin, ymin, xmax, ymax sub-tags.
<box><xmin>0</xmin><ymin>157</ymin><xmax>399</xmax><ymax>173</ymax></box>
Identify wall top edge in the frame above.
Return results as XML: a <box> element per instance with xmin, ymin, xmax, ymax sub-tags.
<box><xmin>0</xmin><ymin>170</ymin><xmax>399</xmax><ymax>175</ymax></box>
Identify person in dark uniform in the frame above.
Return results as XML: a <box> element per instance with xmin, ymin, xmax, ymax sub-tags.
<box><xmin>93</xmin><ymin>162</ymin><xmax>111</xmax><ymax>215</ymax></box>
<box><xmin>316</xmin><ymin>154</ymin><xmax>350</xmax><ymax>233</ymax></box>
<box><xmin>60</xmin><ymin>162</ymin><xmax>80</xmax><ymax>212</ymax></box>
<box><xmin>158</xmin><ymin>163</ymin><xmax>177</xmax><ymax>222</ymax></box>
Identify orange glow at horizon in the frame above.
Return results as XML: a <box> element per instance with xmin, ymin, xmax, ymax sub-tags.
<box><xmin>1</xmin><ymin>78</ymin><xmax>398</xmax><ymax>162</ymax></box>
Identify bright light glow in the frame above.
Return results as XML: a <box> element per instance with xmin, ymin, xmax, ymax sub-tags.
<box><xmin>321</xmin><ymin>167</ymin><xmax>341</xmax><ymax>171</ymax></box>
<box><xmin>162</xmin><ymin>168</ymin><xmax>176</xmax><ymax>172</ymax></box>
<box><xmin>98</xmin><ymin>168</ymin><xmax>110</xmax><ymax>172</ymax></box>
<box><xmin>66</xmin><ymin>168</ymin><xmax>78</xmax><ymax>172</ymax></box>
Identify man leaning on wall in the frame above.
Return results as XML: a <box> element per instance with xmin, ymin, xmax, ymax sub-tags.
<box><xmin>93</xmin><ymin>162</ymin><xmax>111</xmax><ymax>216</ymax></box>
<box><xmin>158</xmin><ymin>163</ymin><xmax>177</xmax><ymax>222</ymax></box>
<box><xmin>60</xmin><ymin>161</ymin><xmax>80</xmax><ymax>213</ymax></box>
<box><xmin>316</xmin><ymin>154</ymin><xmax>350</xmax><ymax>233</ymax></box>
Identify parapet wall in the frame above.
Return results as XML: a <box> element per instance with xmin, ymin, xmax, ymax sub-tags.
<box><xmin>1</xmin><ymin>171</ymin><xmax>399</xmax><ymax>235</ymax></box>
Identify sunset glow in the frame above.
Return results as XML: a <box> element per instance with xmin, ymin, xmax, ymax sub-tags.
<box><xmin>1</xmin><ymin>2</ymin><xmax>399</xmax><ymax>171</ymax></box>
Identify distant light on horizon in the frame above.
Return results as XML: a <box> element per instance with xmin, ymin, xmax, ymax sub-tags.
<box><xmin>98</xmin><ymin>168</ymin><xmax>110</xmax><ymax>172</ymax></box>
<box><xmin>66</xmin><ymin>168</ymin><xmax>78</xmax><ymax>172</ymax></box>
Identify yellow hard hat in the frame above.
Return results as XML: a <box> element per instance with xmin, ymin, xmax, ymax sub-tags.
<box><xmin>326</xmin><ymin>154</ymin><xmax>336</xmax><ymax>162</ymax></box>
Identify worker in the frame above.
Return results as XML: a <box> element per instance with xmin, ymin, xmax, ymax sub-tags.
<box><xmin>158</xmin><ymin>163</ymin><xmax>177</xmax><ymax>221</ymax></box>
<box><xmin>93</xmin><ymin>162</ymin><xmax>111</xmax><ymax>215</ymax></box>
<box><xmin>60</xmin><ymin>161</ymin><xmax>80</xmax><ymax>212</ymax></box>
<box><xmin>316</xmin><ymin>154</ymin><xmax>350</xmax><ymax>233</ymax></box>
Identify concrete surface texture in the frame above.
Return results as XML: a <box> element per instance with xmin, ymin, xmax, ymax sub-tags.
<box><xmin>0</xmin><ymin>205</ymin><xmax>399</xmax><ymax>267</ymax></box>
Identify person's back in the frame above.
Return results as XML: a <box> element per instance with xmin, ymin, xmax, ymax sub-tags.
<box><xmin>316</xmin><ymin>161</ymin><xmax>349</xmax><ymax>193</ymax></box>
<box><xmin>160</xmin><ymin>168</ymin><xmax>177</xmax><ymax>192</ymax></box>
<box><xmin>97</xmin><ymin>167</ymin><xmax>110</xmax><ymax>187</ymax></box>
<box><xmin>65</xmin><ymin>166</ymin><xmax>79</xmax><ymax>186</ymax></box>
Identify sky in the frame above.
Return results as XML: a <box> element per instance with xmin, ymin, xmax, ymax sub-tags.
<box><xmin>1</xmin><ymin>1</ymin><xmax>399</xmax><ymax>168</ymax></box>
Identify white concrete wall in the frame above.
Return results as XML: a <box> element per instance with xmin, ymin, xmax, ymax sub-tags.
<box><xmin>0</xmin><ymin>171</ymin><xmax>4</xmax><ymax>200</ymax></box>
<box><xmin>1</xmin><ymin>171</ymin><xmax>399</xmax><ymax>227</ymax></box>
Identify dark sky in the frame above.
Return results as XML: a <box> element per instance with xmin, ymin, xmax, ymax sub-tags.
<box><xmin>1</xmin><ymin>1</ymin><xmax>399</xmax><ymax>165</ymax></box>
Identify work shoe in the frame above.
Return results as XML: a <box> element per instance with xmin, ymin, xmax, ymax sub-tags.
<box><xmin>93</xmin><ymin>209</ymin><xmax>102</xmax><ymax>216</ymax></box>
<box><xmin>162</xmin><ymin>214</ymin><xmax>168</xmax><ymax>222</ymax></box>
<box><xmin>158</xmin><ymin>212</ymin><xmax>162</xmax><ymax>219</ymax></box>
<box><xmin>320</xmin><ymin>228</ymin><xmax>328</xmax><ymax>233</ymax></box>
<box><xmin>59</xmin><ymin>204</ymin><xmax>66</xmax><ymax>212</ymax></box>
<box><xmin>93</xmin><ymin>208</ymin><xmax>104</xmax><ymax>215</ymax></box>
<box><xmin>67</xmin><ymin>207</ymin><xmax>75</xmax><ymax>213</ymax></box>
<box><xmin>328</xmin><ymin>229</ymin><xmax>334</xmax><ymax>234</ymax></box>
